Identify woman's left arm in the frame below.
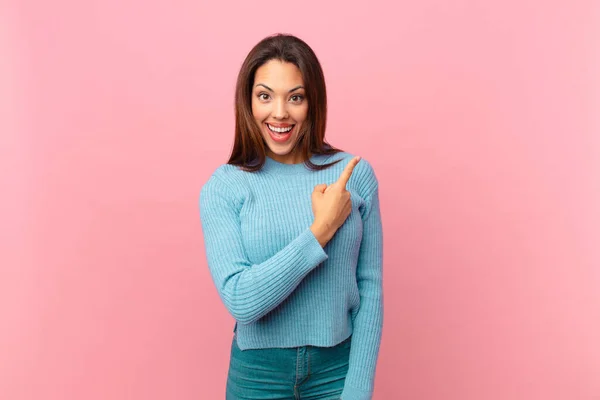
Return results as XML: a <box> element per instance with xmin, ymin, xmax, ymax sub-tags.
<box><xmin>340</xmin><ymin>183</ymin><xmax>384</xmax><ymax>400</ymax></box>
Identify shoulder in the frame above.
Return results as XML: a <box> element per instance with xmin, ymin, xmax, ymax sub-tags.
<box><xmin>200</xmin><ymin>163</ymin><xmax>249</xmax><ymax>208</ymax></box>
<box><xmin>202</xmin><ymin>162</ymin><xmax>247</xmax><ymax>189</ymax></box>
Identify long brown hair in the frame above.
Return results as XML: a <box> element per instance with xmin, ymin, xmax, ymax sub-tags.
<box><xmin>227</xmin><ymin>33</ymin><xmax>344</xmax><ymax>172</ymax></box>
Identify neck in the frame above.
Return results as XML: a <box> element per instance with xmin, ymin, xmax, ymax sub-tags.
<box><xmin>266</xmin><ymin>150</ymin><xmax>310</xmax><ymax>165</ymax></box>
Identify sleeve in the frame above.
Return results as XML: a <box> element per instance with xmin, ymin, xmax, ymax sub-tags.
<box><xmin>341</xmin><ymin>184</ymin><xmax>384</xmax><ymax>400</ymax></box>
<box><xmin>199</xmin><ymin>173</ymin><xmax>329</xmax><ymax>325</ymax></box>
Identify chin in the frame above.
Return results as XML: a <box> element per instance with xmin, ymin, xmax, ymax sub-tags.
<box><xmin>270</xmin><ymin>143</ymin><xmax>294</xmax><ymax>151</ymax></box>
<box><xmin>264</xmin><ymin>138</ymin><xmax>299</xmax><ymax>154</ymax></box>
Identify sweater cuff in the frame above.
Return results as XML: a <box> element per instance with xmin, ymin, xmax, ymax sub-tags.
<box><xmin>294</xmin><ymin>227</ymin><xmax>329</xmax><ymax>267</ymax></box>
<box><xmin>340</xmin><ymin>384</ymin><xmax>373</xmax><ymax>400</ymax></box>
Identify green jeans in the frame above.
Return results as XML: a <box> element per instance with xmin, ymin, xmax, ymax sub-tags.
<box><xmin>226</xmin><ymin>333</ymin><xmax>352</xmax><ymax>399</ymax></box>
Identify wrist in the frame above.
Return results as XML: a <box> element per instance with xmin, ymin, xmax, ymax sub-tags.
<box><xmin>310</xmin><ymin>223</ymin><xmax>332</xmax><ymax>247</ymax></box>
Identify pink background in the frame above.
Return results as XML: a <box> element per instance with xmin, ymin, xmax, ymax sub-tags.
<box><xmin>2</xmin><ymin>1</ymin><xmax>599</xmax><ymax>399</ymax></box>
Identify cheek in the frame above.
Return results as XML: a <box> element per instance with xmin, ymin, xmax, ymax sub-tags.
<box><xmin>252</xmin><ymin>103</ymin><xmax>268</xmax><ymax>120</ymax></box>
<box><xmin>292</xmin><ymin>106</ymin><xmax>308</xmax><ymax>122</ymax></box>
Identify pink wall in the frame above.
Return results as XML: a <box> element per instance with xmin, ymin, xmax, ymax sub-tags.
<box><xmin>2</xmin><ymin>1</ymin><xmax>599</xmax><ymax>399</ymax></box>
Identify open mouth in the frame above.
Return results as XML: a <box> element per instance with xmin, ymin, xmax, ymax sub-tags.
<box><xmin>266</xmin><ymin>123</ymin><xmax>295</xmax><ymax>142</ymax></box>
<box><xmin>266</xmin><ymin>123</ymin><xmax>295</xmax><ymax>134</ymax></box>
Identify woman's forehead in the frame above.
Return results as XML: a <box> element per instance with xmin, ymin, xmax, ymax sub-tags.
<box><xmin>254</xmin><ymin>61</ymin><xmax>304</xmax><ymax>88</ymax></box>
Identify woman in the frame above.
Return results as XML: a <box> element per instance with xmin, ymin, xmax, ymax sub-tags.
<box><xmin>199</xmin><ymin>33</ymin><xmax>384</xmax><ymax>400</ymax></box>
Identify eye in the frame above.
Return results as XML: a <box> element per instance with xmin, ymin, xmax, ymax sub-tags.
<box><xmin>256</xmin><ymin>92</ymin><xmax>305</xmax><ymax>103</ymax></box>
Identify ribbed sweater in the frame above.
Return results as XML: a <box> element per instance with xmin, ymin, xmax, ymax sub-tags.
<box><xmin>198</xmin><ymin>151</ymin><xmax>384</xmax><ymax>400</ymax></box>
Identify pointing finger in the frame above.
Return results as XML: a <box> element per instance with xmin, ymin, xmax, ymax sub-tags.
<box><xmin>336</xmin><ymin>156</ymin><xmax>361</xmax><ymax>187</ymax></box>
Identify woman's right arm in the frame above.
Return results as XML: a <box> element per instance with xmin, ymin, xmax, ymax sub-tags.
<box><xmin>199</xmin><ymin>173</ymin><xmax>329</xmax><ymax>325</ymax></box>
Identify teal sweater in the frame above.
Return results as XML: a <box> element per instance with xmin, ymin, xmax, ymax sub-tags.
<box><xmin>199</xmin><ymin>151</ymin><xmax>384</xmax><ymax>400</ymax></box>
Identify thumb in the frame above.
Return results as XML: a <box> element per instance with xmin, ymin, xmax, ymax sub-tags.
<box><xmin>313</xmin><ymin>183</ymin><xmax>327</xmax><ymax>193</ymax></box>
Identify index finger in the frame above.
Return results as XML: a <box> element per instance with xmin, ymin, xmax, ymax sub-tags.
<box><xmin>336</xmin><ymin>156</ymin><xmax>361</xmax><ymax>187</ymax></box>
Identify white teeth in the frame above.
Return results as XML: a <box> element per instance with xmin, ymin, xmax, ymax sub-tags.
<box><xmin>267</xmin><ymin>124</ymin><xmax>293</xmax><ymax>133</ymax></box>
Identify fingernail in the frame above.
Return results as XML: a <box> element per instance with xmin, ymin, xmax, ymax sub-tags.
<box><xmin>356</xmin><ymin>156</ymin><xmax>361</xmax><ymax>162</ymax></box>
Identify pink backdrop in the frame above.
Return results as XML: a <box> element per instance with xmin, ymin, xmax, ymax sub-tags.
<box><xmin>2</xmin><ymin>1</ymin><xmax>599</xmax><ymax>399</ymax></box>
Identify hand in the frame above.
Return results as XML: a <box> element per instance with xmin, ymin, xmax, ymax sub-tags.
<box><xmin>310</xmin><ymin>156</ymin><xmax>361</xmax><ymax>246</ymax></box>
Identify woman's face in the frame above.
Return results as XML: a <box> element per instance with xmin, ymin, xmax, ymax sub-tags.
<box><xmin>251</xmin><ymin>59</ymin><xmax>308</xmax><ymax>164</ymax></box>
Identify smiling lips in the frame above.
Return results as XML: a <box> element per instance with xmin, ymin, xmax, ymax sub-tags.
<box><xmin>266</xmin><ymin>123</ymin><xmax>295</xmax><ymax>142</ymax></box>
<box><xmin>267</xmin><ymin>122</ymin><xmax>294</xmax><ymax>130</ymax></box>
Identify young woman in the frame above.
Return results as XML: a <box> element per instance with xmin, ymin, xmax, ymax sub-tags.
<box><xmin>199</xmin><ymin>33</ymin><xmax>384</xmax><ymax>400</ymax></box>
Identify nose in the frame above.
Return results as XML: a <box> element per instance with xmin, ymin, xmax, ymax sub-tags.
<box><xmin>272</xmin><ymin>98</ymin><xmax>288</xmax><ymax>119</ymax></box>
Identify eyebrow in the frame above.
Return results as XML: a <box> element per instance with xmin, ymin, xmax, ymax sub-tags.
<box><xmin>255</xmin><ymin>84</ymin><xmax>304</xmax><ymax>93</ymax></box>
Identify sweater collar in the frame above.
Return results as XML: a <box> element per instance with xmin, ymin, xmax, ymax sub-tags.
<box><xmin>261</xmin><ymin>153</ymin><xmax>326</xmax><ymax>175</ymax></box>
